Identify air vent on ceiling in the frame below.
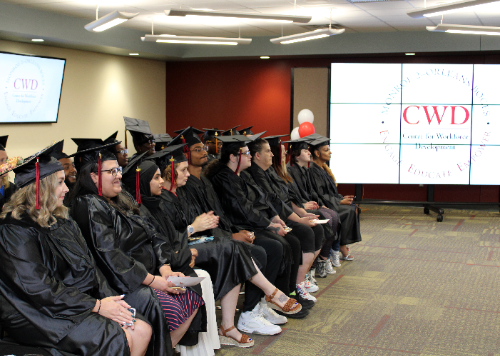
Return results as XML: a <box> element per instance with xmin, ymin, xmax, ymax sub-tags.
<box><xmin>300</xmin><ymin>24</ymin><xmax>344</xmax><ymax>31</ymax></box>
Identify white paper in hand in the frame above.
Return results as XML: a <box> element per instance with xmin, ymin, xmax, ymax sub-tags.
<box><xmin>311</xmin><ymin>219</ymin><xmax>330</xmax><ymax>224</ymax></box>
<box><xmin>166</xmin><ymin>276</ymin><xmax>205</xmax><ymax>287</ymax></box>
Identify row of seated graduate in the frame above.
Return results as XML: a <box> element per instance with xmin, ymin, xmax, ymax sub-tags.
<box><xmin>0</xmin><ymin>118</ymin><xmax>361</xmax><ymax>356</ymax></box>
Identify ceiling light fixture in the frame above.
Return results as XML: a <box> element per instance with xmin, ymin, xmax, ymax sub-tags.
<box><xmin>164</xmin><ymin>9</ymin><xmax>312</xmax><ymax>23</ymax></box>
<box><xmin>405</xmin><ymin>52</ymin><xmax>415</xmax><ymax>55</ymax></box>
<box><xmin>407</xmin><ymin>0</ymin><xmax>500</xmax><ymax>18</ymax></box>
<box><xmin>31</xmin><ymin>39</ymin><xmax>44</xmax><ymax>42</ymax></box>
<box><xmin>129</xmin><ymin>53</ymin><xmax>139</xmax><ymax>55</ymax></box>
<box><xmin>141</xmin><ymin>34</ymin><xmax>252</xmax><ymax>45</ymax></box>
<box><xmin>427</xmin><ymin>23</ymin><xmax>500</xmax><ymax>35</ymax></box>
<box><xmin>260</xmin><ymin>56</ymin><xmax>270</xmax><ymax>59</ymax></box>
<box><xmin>270</xmin><ymin>28</ymin><xmax>344</xmax><ymax>44</ymax></box>
<box><xmin>85</xmin><ymin>7</ymin><xmax>138</xmax><ymax>32</ymax></box>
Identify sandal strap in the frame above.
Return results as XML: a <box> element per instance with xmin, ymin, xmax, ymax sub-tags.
<box><xmin>265</xmin><ymin>288</ymin><xmax>279</xmax><ymax>303</ymax></box>
<box><xmin>220</xmin><ymin>325</ymin><xmax>235</xmax><ymax>336</ymax></box>
<box><xmin>239</xmin><ymin>334</ymin><xmax>251</xmax><ymax>343</ymax></box>
<box><xmin>281</xmin><ymin>298</ymin><xmax>299</xmax><ymax>312</ymax></box>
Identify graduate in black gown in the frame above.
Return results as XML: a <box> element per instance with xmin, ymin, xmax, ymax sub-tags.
<box><xmin>152</xmin><ymin>141</ymin><xmax>303</xmax><ymax>345</ymax></box>
<box><xmin>201</xmin><ymin>128</ymin><xmax>222</xmax><ymax>165</ymax></box>
<box><xmin>0</xmin><ymin>141</ymin><xmax>152</xmax><ymax>356</ymax></box>
<box><xmin>0</xmin><ymin>136</ymin><xmax>17</xmax><ymax>210</ymax></box>
<box><xmin>244</xmin><ymin>136</ymin><xmax>325</xmax><ymax>301</ymax></box>
<box><xmin>124</xmin><ymin>117</ymin><xmax>156</xmax><ymax>158</ymax></box>
<box><xmin>286</xmin><ymin>137</ymin><xmax>345</xmax><ymax>269</ymax></box>
<box><xmin>170</xmin><ymin>127</ymin><xmax>291</xmax><ymax>332</ymax></box>
<box><xmin>307</xmin><ymin>135</ymin><xmax>361</xmax><ymax>259</ymax></box>
<box><xmin>69</xmin><ymin>141</ymin><xmax>202</xmax><ymax>356</ymax></box>
<box><xmin>49</xmin><ymin>140</ymin><xmax>77</xmax><ymax>207</ymax></box>
<box><xmin>205</xmin><ymin>134</ymin><xmax>315</xmax><ymax>313</ymax></box>
<box><xmin>267</xmin><ymin>136</ymin><xmax>340</xmax><ymax>278</ymax></box>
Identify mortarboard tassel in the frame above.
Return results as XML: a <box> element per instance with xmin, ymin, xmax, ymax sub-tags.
<box><xmin>289</xmin><ymin>144</ymin><xmax>293</xmax><ymax>166</ymax></box>
<box><xmin>98</xmin><ymin>152</ymin><xmax>102</xmax><ymax>196</ymax></box>
<box><xmin>169</xmin><ymin>156</ymin><xmax>175</xmax><ymax>192</ymax></box>
<box><xmin>136</xmin><ymin>166</ymin><xmax>142</xmax><ymax>204</ymax></box>
<box><xmin>234</xmin><ymin>147</ymin><xmax>243</xmax><ymax>175</ymax></box>
<box><xmin>308</xmin><ymin>161</ymin><xmax>310</xmax><ymax>168</ymax></box>
<box><xmin>215</xmin><ymin>131</ymin><xmax>218</xmax><ymax>154</ymax></box>
<box><xmin>279</xmin><ymin>140</ymin><xmax>282</xmax><ymax>165</ymax></box>
<box><xmin>181</xmin><ymin>135</ymin><xmax>191</xmax><ymax>164</ymax></box>
<box><xmin>35</xmin><ymin>157</ymin><xmax>41</xmax><ymax>210</ymax></box>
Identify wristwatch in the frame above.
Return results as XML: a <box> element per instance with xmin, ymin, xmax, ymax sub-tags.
<box><xmin>187</xmin><ymin>225</ymin><xmax>195</xmax><ymax>235</ymax></box>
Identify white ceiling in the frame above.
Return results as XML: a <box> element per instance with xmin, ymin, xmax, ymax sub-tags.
<box><xmin>4</xmin><ymin>0</ymin><xmax>500</xmax><ymax>38</ymax></box>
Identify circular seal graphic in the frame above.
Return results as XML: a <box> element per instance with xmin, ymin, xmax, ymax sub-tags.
<box><xmin>4</xmin><ymin>58</ymin><xmax>45</xmax><ymax>121</ymax></box>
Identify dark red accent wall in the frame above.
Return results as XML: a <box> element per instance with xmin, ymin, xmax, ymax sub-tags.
<box><xmin>165</xmin><ymin>54</ymin><xmax>500</xmax><ymax>203</ymax></box>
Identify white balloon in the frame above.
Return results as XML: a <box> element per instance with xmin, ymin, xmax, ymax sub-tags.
<box><xmin>290</xmin><ymin>127</ymin><xmax>300</xmax><ymax>140</ymax></box>
<box><xmin>298</xmin><ymin>109</ymin><xmax>314</xmax><ymax>124</ymax></box>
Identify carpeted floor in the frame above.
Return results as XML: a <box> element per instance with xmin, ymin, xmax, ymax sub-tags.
<box><xmin>214</xmin><ymin>204</ymin><xmax>500</xmax><ymax>356</ymax></box>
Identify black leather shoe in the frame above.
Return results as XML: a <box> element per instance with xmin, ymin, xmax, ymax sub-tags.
<box><xmin>290</xmin><ymin>291</ymin><xmax>315</xmax><ymax>310</ymax></box>
<box><xmin>275</xmin><ymin>307</ymin><xmax>309</xmax><ymax>319</ymax></box>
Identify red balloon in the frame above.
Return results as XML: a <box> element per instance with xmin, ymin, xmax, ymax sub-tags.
<box><xmin>298</xmin><ymin>122</ymin><xmax>315</xmax><ymax>137</ymax></box>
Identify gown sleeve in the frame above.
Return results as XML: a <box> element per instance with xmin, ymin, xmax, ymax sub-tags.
<box><xmin>211</xmin><ymin>169</ymin><xmax>272</xmax><ymax>229</ymax></box>
<box><xmin>0</xmin><ymin>224</ymin><xmax>96</xmax><ymax>320</ymax></box>
<box><xmin>71</xmin><ymin>196</ymin><xmax>149</xmax><ymax>293</ymax></box>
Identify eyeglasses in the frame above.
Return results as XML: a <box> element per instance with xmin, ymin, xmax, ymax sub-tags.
<box><xmin>241</xmin><ymin>151</ymin><xmax>251</xmax><ymax>156</ymax></box>
<box><xmin>191</xmin><ymin>147</ymin><xmax>207</xmax><ymax>153</ymax></box>
<box><xmin>118</xmin><ymin>149</ymin><xmax>128</xmax><ymax>155</ymax></box>
<box><xmin>101</xmin><ymin>167</ymin><xmax>123</xmax><ymax>177</ymax></box>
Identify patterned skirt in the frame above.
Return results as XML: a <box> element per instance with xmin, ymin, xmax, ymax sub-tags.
<box><xmin>153</xmin><ymin>288</ymin><xmax>204</xmax><ymax>331</ymax></box>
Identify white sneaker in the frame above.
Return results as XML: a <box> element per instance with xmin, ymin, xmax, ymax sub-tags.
<box><xmin>260</xmin><ymin>298</ymin><xmax>287</xmax><ymax>325</ymax></box>
<box><xmin>330</xmin><ymin>251</ymin><xmax>341</xmax><ymax>268</ymax></box>
<box><xmin>325</xmin><ymin>259</ymin><xmax>337</xmax><ymax>275</ymax></box>
<box><xmin>296</xmin><ymin>282</ymin><xmax>317</xmax><ymax>302</ymax></box>
<box><xmin>237</xmin><ymin>304</ymin><xmax>282</xmax><ymax>335</ymax></box>
<box><xmin>303</xmin><ymin>279</ymin><xmax>319</xmax><ymax>293</ymax></box>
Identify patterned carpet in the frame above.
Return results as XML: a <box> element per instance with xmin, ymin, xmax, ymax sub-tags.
<box><xmin>215</xmin><ymin>205</ymin><xmax>500</xmax><ymax>356</ymax></box>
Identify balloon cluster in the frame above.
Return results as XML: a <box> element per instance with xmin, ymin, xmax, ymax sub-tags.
<box><xmin>291</xmin><ymin>109</ymin><xmax>315</xmax><ymax>140</ymax></box>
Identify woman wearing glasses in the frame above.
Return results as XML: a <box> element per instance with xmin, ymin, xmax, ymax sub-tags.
<box><xmin>70</xmin><ymin>143</ymin><xmax>202</xmax><ymax>356</ymax></box>
<box><xmin>0</xmin><ymin>141</ymin><xmax>152</xmax><ymax>356</ymax></box>
<box><xmin>113</xmin><ymin>142</ymin><xmax>129</xmax><ymax>168</ymax></box>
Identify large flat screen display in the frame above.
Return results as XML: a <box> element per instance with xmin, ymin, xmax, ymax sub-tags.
<box><xmin>0</xmin><ymin>52</ymin><xmax>66</xmax><ymax>124</ymax></box>
<box><xmin>330</xmin><ymin>63</ymin><xmax>499</xmax><ymax>185</ymax></box>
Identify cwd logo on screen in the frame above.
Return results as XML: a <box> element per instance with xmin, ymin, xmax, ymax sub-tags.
<box><xmin>3</xmin><ymin>59</ymin><xmax>45</xmax><ymax>120</ymax></box>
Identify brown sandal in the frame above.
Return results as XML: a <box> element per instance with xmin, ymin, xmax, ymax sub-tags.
<box><xmin>219</xmin><ymin>325</ymin><xmax>254</xmax><ymax>348</ymax></box>
<box><xmin>265</xmin><ymin>288</ymin><xmax>302</xmax><ymax>315</ymax></box>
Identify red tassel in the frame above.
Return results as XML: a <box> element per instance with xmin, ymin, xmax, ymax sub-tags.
<box><xmin>215</xmin><ymin>132</ymin><xmax>218</xmax><ymax>154</ymax></box>
<box><xmin>308</xmin><ymin>161</ymin><xmax>310</xmax><ymax>168</ymax></box>
<box><xmin>289</xmin><ymin>145</ymin><xmax>293</xmax><ymax>166</ymax></box>
<box><xmin>136</xmin><ymin>166</ymin><xmax>142</xmax><ymax>204</ymax></box>
<box><xmin>181</xmin><ymin>135</ymin><xmax>191</xmax><ymax>164</ymax></box>
<box><xmin>98</xmin><ymin>152</ymin><xmax>102</xmax><ymax>196</ymax></box>
<box><xmin>169</xmin><ymin>156</ymin><xmax>175</xmax><ymax>192</ymax></box>
<box><xmin>35</xmin><ymin>157</ymin><xmax>40</xmax><ymax>210</ymax></box>
<box><xmin>279</xmin><ymin>141</ymin><xmax>282</xmax><ymax>165</ymax></box>
<box><xmin>234</xmin><ymin>148</ymin><xmax>242</xmax><ymax>175</ymax></box>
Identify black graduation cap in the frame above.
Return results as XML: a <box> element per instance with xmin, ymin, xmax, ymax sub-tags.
<box><xmin>283</xmin><ymin>136</ymin><xmax>310</xmax><ymax>151</ymax></box>
<box><xmin>121</xmin><ymin>151</ymin><xmax>149</xmax><ymax>204</ymax></box>
<box><xmin>104</xmin><ymin>131</ymin><xmax>118</xmax><ymax>145</ymax></box>
<box><xmin>153</xmin><ymin>133</ymin><xmax>172</xmax><ymax>151</ymax></box>
<box><xmin>11</xmin><ymin>141</ymin><xmax>64</xmax><ymax>209</ymax></box>
<box><xmin>263</xmin><ymin>134</ymin><xmax>288</xmax><ymax>148</ymax></box>
<box><xmin>50</xmin><ymin>139</ymin><xmax>69</xmax><ymax>160</ymax></box>
<box><xmin>146</xmin><ymin>144</ymin><xmax>187</xmax><ymax>192</ymax></box>
<box><xmin>222</xmin><ymin>125</ymin><xmax>241</xmax><ymax>136</ymax></box>
<box><xmin>170</xmin><ymin>127</ymin><xmax>203</xmax><ymax>147</ymax></box>
<box><xmin>69</xmin><ymin>141</ymin><xmax>121</xmax><ymax>169</ymax></box>
<box><xmin>201</xmin><ymin>128</ymin><xmax>222</xmax><ymax>143</ymax></box>
<box><xmin>217</xmin><ymin>132</ymin><xmax>266</xmax><ymax>174</ymax></box>
<box><xmin>239</xmin><ymin>126</ymin><xmax>254</xmax><ymax>136</ymax></box>
<box><xmin>124</xmin><ymin>117</ymin><xmax>154</xmax><ymax>146</ymax></box>
<box><xmin>306</xmin><ymin>134</ymin><xmax>331</xmax><ymax>147</ymax></box>
<box><xmin>72</xmin><ymin>138</ymin><xmax>104</xmax><ymax>152</ymax></box>
<box><xmin>0</xmin><ymin>136</ymin><xmax>8</xmax><ymax>151</ymax></box>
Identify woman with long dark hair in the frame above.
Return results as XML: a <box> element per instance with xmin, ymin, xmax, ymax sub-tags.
<box><xmin>69</xmin><ymin>141</ymin><xmax>203</xmax><ymax>356</ymax></box>
<box><xmin>0</xmin><ymin>141</ymin><xmax>151</xmax><ymax>356</ymax></box>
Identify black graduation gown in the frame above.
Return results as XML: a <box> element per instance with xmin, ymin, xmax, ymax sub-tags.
<box><xmin>158</xmin><ymin>189</ymin><xmax>258</xmax><ymax>301</ymax></box>
<box><xmin>138</xmin><ymin>202</ymin><xmax>207</xmax><ymax>346</ymax></box>
<box><xmin>0</xmin><ymin>214</ymin><xmax>130</xmax><ymax>356</ymax></box>
<box><xmin>308</xmin><ymin>162</ymin><xmax>362</xmax><ymax>245</ymax></box>
<box><xmin>287</xmin><ymin>163</ymin><xmax>324</xmax><ymax>205</ymax></box>
<box><xmin>0</xmin><ymin>182</ymin><xmax>16</xmax><ymax>211</ymax></box>
<box><xmin>71</xmin><ymin>194</ymin><xmax>173</xmax><ymax>356</ymax></box>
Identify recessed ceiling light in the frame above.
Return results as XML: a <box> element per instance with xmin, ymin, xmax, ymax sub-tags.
<box><xmin>129</xmin><ymin>53</ymin><xmax>139</xmax><ymax>55</ymax></box>
<box><xmin>31</xmin><ymin>39</ymin><xmax>44</xmax><ymax>42</ymax></box>
<box><xmin>260</xmin><ymin>56</ymin><xmax>270</xmax><ymax>59</ymax></box>
<box><xmin>405</xmin><ymin>53</ymin><xmax>415</xmax><ymax>55</ymax></box>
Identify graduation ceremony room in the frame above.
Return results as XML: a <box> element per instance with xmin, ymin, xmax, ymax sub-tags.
<box><xmin>1</xmin><ymin>0</ymin><xmax>500</xmax><ymax>355</ymax></box>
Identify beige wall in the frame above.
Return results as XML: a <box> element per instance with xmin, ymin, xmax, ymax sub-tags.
<box><xmin>0</xmin><ymin>39</ymin><xmax>166</xmax><ymax>159</ymax></box>
<box><xmin>292</xmin><ymin>67</ymin><xmax>329</xmax><ymax>137</ymax></box>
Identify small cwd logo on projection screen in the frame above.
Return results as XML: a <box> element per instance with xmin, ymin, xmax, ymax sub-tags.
<box><xmin>1</xmin><ymin>52</ymin><xmax>66</xmax><ymax>124</ymax></box>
